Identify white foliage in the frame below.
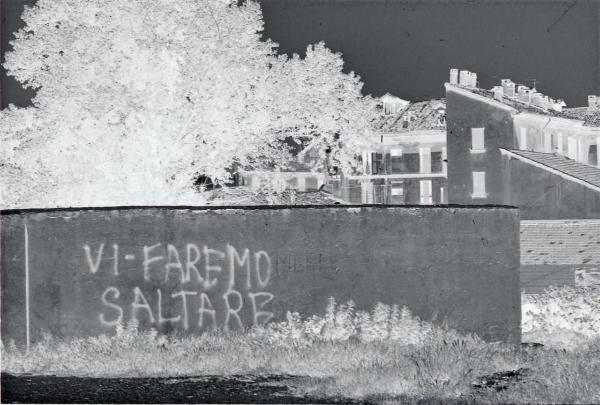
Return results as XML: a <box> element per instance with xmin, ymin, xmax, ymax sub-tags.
<box><xmin>522</xmin><ymin>286</ymin><xmax>600</xmax><ymax>350</ymax></box>
<box><xmin>252</xmin><ymin>297</ymin><xmax>438</xmax><ymax>346</ymax></box>
<box><xmin>1</xmin><ymin>0</ymin><xmax>376</xmax><ymax>208</ymax></box>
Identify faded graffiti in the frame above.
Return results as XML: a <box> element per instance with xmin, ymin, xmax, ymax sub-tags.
<box><xmin>83</xmin><ymin>243</ymin><xmax>274</xmax><ymax>332</ymax></box>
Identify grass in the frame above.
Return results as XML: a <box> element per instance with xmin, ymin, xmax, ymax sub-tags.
<box><xmin>2</xmin><ymin>288</ymin><xmax>600</xmax><ymax>404</ymax></box>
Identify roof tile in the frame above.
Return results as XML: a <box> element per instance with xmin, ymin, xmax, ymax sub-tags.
<box><xmin>521</xmin><ymin>220</ymin><xmax>600</xmax><ymax>265</ymax></box>
<box><xmin>507</xmin><ymin>150</ymin><xmax>600</xmax><ymax>189</ymax></box>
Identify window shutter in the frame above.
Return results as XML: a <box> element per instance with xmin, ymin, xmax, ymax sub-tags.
<box><xmin>471</xmin><ymin>128</ymin><xmax>485</xmax><ymax>151</ymax></box>
<box><xmin>472</xmin><ymin>172</ymin><xmax>486</xmax><ymax>197</ymax></box>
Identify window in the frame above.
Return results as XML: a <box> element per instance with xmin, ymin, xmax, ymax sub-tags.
<box><xmin>371</xmin><ymin>153</ymin><xmax>384</xmax><ymax>174</ymax></box>
<box><xmin>519</xmin><ymin>127</ymin><xmax>528</xmax><ymax>150</ymax></box>
<box><xmin>567</xmin><ymin>137</ymin><xmax>577</xmax><ymax>160</ymax></box>
<box><xmin>588</xmin><ymin>145</ymin><xmax>598</xmax><ymax>166</ymax></box>
<box><xmin>390</xmin><ymin>148</ymin><xmax>403</xmax><ymax>157</ymax></box>
<box><xmin>391</xmin><ymin>181</ymin><xmax>404</xmax><ymax>196</ymax></box>
<box><xmin>391</xmin><ymin>181</ymin><xmax>405</xmax><ymax>204</ymax></box>
<box><xmin>361</xmin><ymin>181</ymin><xmax>374</xmax><ymax>204</ymax></box>
<box><xmin>305</xmin><ymin>177</ymin><xmax>319</xmax><ymax>191</ymax></box>
<box><xmin>557</xmin><ymin>133</ymin><xmax>564</xmax><ymax>154</ymax></box>
<box><xmin>470</xmin><ymin>128</ymin><xmax>486</xmax><ymax>153</ymax></box>
<box><xmin>419</xmin><ymin>180</ymin><xmax>433</xmax><ymax>204</ymax></box>
<box><xmin>391</xmin><ymin>153</ymin><xmax>419</xmax><ymax>174</ymax></box>
<box><xmin>431</xmin><ymin>151</ymin><xmax>443</xmax><ymax>173</ymax></box>
<box><xmin>543</xmin><ymin>132</ymin><xmax>552</xmax><ymax>153</ymax></box>
<box><xmin>472</xmin><ymin>172</ymin><xmax>487</xmax><ymax>198</ymax></box>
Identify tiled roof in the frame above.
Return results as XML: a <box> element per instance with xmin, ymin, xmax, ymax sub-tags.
<box><xmin>505</xmin><ymin>150</ymin><xmax>600</xmax><ymax>190</ymax></box>
<box><xmin>374</xmin><ymin>99</ymin><xmax>446</xmax><ymax>133</ymax></box>
<box><xmin>521</xmin><ymin>220</ymin><xmax>600</xmax><ymax>265</ymax></box>
<box><xmin>561</xmin><ymin>107</ymin><xmax>600</xmax><ymax>127</ymax></box>
<box><xmin>459</xmin><ymin>85</ymin><xmax>600</xmax><ymax>127</ymax></box>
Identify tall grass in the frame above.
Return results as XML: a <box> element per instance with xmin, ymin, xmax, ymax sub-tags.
<box><xmin>2</xmin><ymin>288</ymin><xmax>600</xmax><ymax>404</ymax></box>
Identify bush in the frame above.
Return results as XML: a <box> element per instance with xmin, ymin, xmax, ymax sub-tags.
<box><xmin>249</xmin><ymin>298</ymin><xmax>461</xmax><ymax>347</ymax></box>
<box><xmin>522</xmin><ymin>286</ymin><xmax>600</xmax><ymax>350</ymax></box>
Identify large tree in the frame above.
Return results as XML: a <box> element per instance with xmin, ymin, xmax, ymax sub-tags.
<box><xmin>1</xmin><ymin>0</ymin><xmax>376</xmax><ymax>208</ymax></box>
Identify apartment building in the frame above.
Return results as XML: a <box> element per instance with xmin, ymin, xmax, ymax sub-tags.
<box><xmin>333</xmin><ymin>96</ymin><xmax>448</xmax><ymax>204</ymax></box>
<box><xmin>445</xmin><ymin>68</ymin><xmax>600</xmax><ymax>219</ymax></box>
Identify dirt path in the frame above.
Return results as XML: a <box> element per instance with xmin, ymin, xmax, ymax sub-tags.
<box><xmin>1</xmin><ymin>372</ymin><xmax>369</xmax><ymax>404</ymax></box>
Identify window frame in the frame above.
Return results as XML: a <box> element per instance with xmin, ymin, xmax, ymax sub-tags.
<box><xmin>471</xmin><ymin>171</ymin><xmax>487</xmax><ymax>199</ymax></box>
<box><xmin>419</xmin><ymin>180</ymin><xmax>433</xmax><ymax>205</ymax></box>
<box><xmin>470</xmin><ymin>127</ymin><xmax>486</xmax><ymax>154</ymax></box>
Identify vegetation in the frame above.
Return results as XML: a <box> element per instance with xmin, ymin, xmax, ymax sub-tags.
<box><xmin>0</xmin><ymin>0</ymin><xmax>376</xmax><ymax>208</ymax></box>
<box><xmin>522</xmin><ymin>285</ymin><xmax>600</xmax><ymax>351</ymax></box>
<box><xmin>3</xmin><ymin>288</ymin><xmax>600</xmax><ymax>404</ymax></box>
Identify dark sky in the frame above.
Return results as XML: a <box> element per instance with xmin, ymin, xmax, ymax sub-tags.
<box><xmin>2</xmin><ymin>0</ymin><xmax>599</xmax><ymax>108</ymax></box>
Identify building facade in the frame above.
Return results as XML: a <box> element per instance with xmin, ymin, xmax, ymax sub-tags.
<box><xmin>333</xmin><ymin>97</ymin><xmax>448</xmax><ymax>204</ymax></box>
<box><xmin>238</xmin><ymin>146</ymin><xmax>326</xmax><ymax>193</ymax></box>
<box><xmin>445</xmin><ymin>68</ymin><xmax>600</xmax><ymax>219</ymax></box>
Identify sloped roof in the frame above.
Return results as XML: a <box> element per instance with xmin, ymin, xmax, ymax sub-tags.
<box><xmin>521</xmin><ymin>220</ymin><xmax>600</xmax><ymax>265</ymax></box>
<box><xmin>375</xmin><ymin>99</ymin><xmax>446</xmax><ymax>133</ymax></box>
<box><xmin>561</xmin><ymin>107</ymin><xmax>600</xmax><ymax>127</ymax></box>
<box><xmin>503</xmin><ymin>149</ymin><xmax>600</xmax><ymax>191</ymax></box>
<box><xmin>381</xmin><ymin>93</ymin><xmax>409</xmax><ymax>104</ymax></box>
<box><xmin>456</xmin><ymin>85</ymin><xmax>600</xmax><ymax>127</ymax></box>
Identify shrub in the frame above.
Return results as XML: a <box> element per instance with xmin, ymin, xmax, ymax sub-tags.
<box><xmin>522</xmin><ymin>286</ymin><xmax>600</xmax><ymax>350</ymax></box>
<box><xmin>250</xmin><ymin>297</ymin><xmax>462</xmax><ymax>347</ymax></box>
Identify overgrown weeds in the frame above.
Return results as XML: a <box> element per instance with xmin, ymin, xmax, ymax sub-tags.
<box><xmin>2</xmin><ymin>288</ymin><xmax>600</xmax><ymax>404</ymax></box>
<box><xmin>522</xmin><ymin>285</ymin><xmax>600</xmax><ymax>350</ymax></box>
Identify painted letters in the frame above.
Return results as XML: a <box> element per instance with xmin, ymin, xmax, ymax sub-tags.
<box><xmin>87</xmin><ymin>243</ymin><xmax>275</xmax><ymax>332</ymax></box>
<box><xmin>99</xmin><ymin>286</ymin><xmax>123</xmax><ymax>327</ymax></box>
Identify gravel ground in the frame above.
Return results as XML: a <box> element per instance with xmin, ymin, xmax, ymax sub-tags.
<box><xmin>1</xmin><ymin>372</ymin><xmax>368</xmax><ymax>404</ymax></box>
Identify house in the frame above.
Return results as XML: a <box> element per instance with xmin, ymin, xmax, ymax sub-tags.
<box><xmin>445</xmin><ymin>68</ymin><xmax>600</xmax><ymax>219</ymax></box>
<box><xmin>238</xmin><ymin>147</ymin><xmax>326</xmax><ymax>193</ymax></box>
<box><xmin>332</xmin><ymin>96</ymin><xmax>448</xmax><ymax>204</ymax></box>
<box><xmin>238</xmin><ymin>94</ymin><xmax>447</xmax><ymax>205</ymax></box>
<box><xmin>520</xmin><ymin>220</ymin><xmax>600</xmax><ymax>293</ymax></box>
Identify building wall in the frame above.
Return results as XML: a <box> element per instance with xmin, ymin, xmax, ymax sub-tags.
<box><xmin>513</xmin><ymin>113</ymin><xmax>600</xmax><ymax>166</ymax></box>
<box><xmin>241</xmin><ymin>172</ymin><xmax>325</xmax><ymax>192</ymax></box>
<box><xmin>1</xmin><ymin>205</ymin><xmax>520</xmax><ymax>346</ymax></box>
<box><xmin>336</xmin><ymin>177</ymin><xmax>447</xmax><ymax>205</ymax></box>
<box><xmin>520</xmin><ymin>265</ymin><xmax>575</xmax><ymax>294</ymax></box>
<box><xmin>446</xmin><ymin>86</ymin><xmax>516</xmax><ymax>205</ymax></box>
<box><xmin>338</xmin><ymin>132</ymin><xmax>447</xmax><ymax>205</ymax></box>
<box><xmin>501</xmin><ymin>155</ymin><xmax>600</xmax><ymax>219</ymax></box>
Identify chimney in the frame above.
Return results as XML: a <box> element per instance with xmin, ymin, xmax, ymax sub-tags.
<box><xmin>449</xmin><ymin>68</ymin><xmax>459</xmax><ymax>85</ymax></box>
<box><xmin>381</xmin><ymin>94</ymin><xmax>409</xmax><ymax>115</ymax></box>
<box><xmin>552</xmin><ymin>99</ymin><xmax>566</xmax><ymax>112</ymax></box>
<box><xmin>588</xmin><ymin>95</ymin><xmax>598</xmax><ymax>112</ymax></box>
<box><xmin>538</xmin><ymin>96</ymin><xmax>551</xmax><ymax>110</ymax></box>
<box><xmin>470</xmin><ymin>72</ymin><xmax>478</xmax><ymax>88</ymax></box>
<box><xmin>501</xmin><ymin>79</ymin><xmax>515</xmax><ymax>97</ymax></box>
<box><xmin>459</xmin><ymin>70</ymin><xmax>469</xmax><ymax>86</ymax></box>
<box><xmin>517</xmin><ymin>86</ymin><xmax>531</xmax><ymax>103</ymax></box>
<box><xmin>531</xmin><ymin>92</ymin><xmax>544</xmax><ymax>108</ymax></box>
<box><xmin>492</xmin><ymin>86</ymin><xmax>504</xmax><ymax>101</ymax></box>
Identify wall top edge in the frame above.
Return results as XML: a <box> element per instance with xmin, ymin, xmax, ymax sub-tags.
<box><xmin>0</xmin><ymin>203</ymin><xmax>520</xmax><ymax>216</ymax></box>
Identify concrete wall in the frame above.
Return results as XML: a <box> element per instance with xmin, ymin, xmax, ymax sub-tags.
<box><xmin>446</xmin><ymin>86</ymin><xmax>516</xmax><ymax>205</ymax></box>
<box><xmin>501</xmin><ymin>156</ymin><xmax>600</xmax><ymax>219</ymax></box>
<box><xmin>1</xmin><ymin>205</ymin><xmax>521</xmax><ymax>346</ymax></box>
